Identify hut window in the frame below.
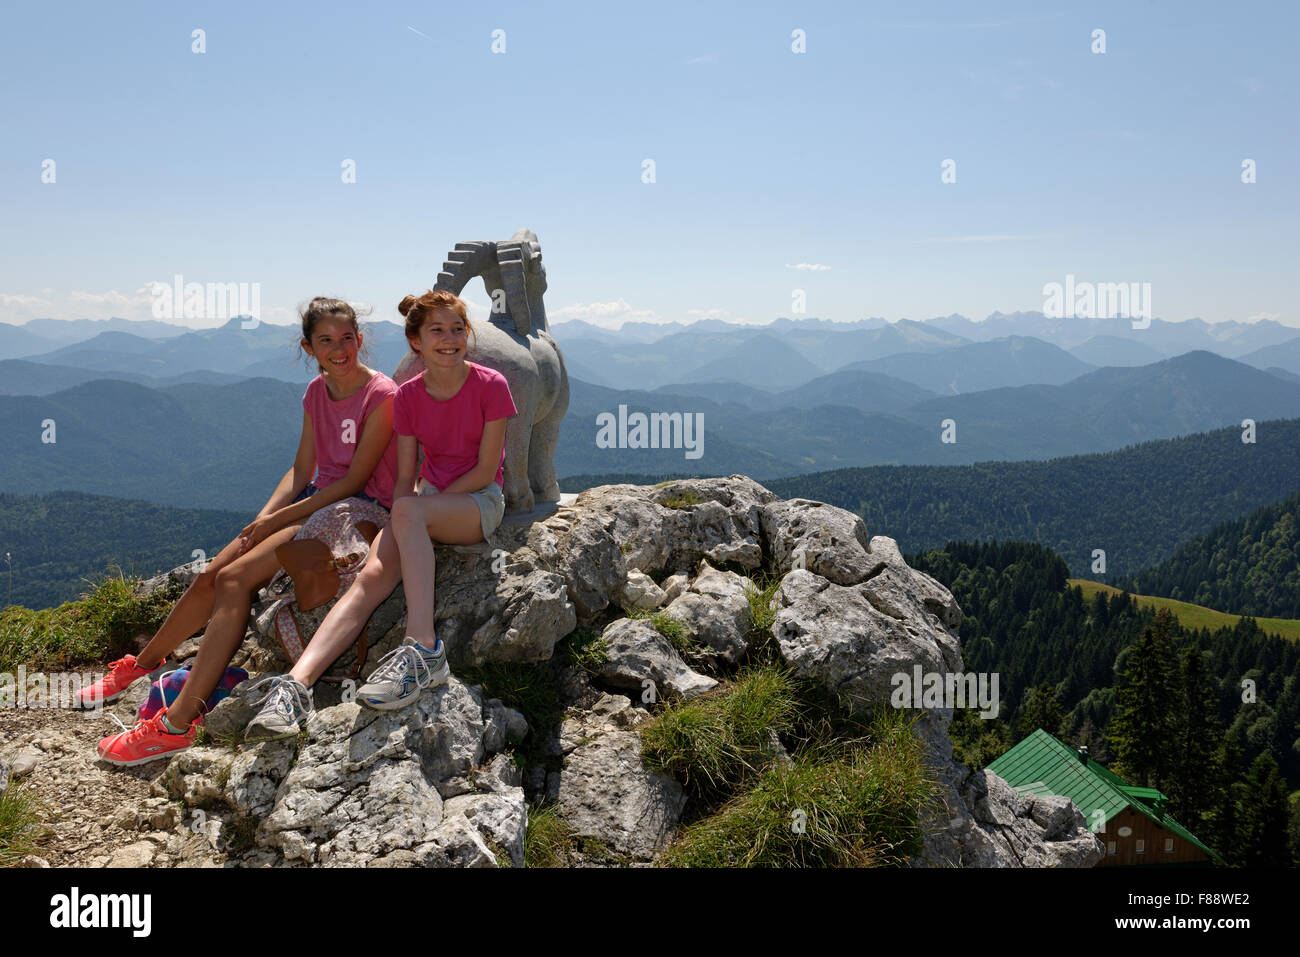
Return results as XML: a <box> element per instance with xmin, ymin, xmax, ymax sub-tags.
<box><xmin>1136</xmin><ymin>839</ymin><xmax>1145</xmax><ymax>854</ymax></box>
<box><xmin>1107</xmin><ymin>841</ymin><xmax>1117</xmax><ymax>855</ymax></box>
<box><xmin>1164</xmin><ymin>838</ymin><xmax>1174</xmax><ymax>852</ymax></box>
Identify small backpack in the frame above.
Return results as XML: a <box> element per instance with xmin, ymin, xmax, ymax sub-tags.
<box><xmin>139</xmin><ymin>664</ymin><xmax>248</xmax><ymax>721</ymax></box>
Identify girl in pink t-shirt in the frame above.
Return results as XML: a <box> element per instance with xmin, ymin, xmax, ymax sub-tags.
<box><xmin>247</xmin><ymin>289</ymin><xmax>516</xmax><ymax>725</ymax></box>
<box><xmin>93</xmin><ymin>298</ymin><xmax>400</xmax><ymax>765</ymax></box>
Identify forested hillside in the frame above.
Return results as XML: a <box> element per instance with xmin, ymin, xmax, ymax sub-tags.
<box><xmin>908</xmin><ymin>539</ymin><xmax>1300</xmax><ymax>865</ymax></box>
<box><xmin>0</xmin><ymin>491</ymin><xmax>250</xmax><ymax>609</ymax></box>
<box><xmin>1111</xmin><ymin>490</ymin><xmax>1300</xmax><ymax>619</ymax></box>
<box><xmin>766</xmin><ymin>419</ymin><xmax>1300</xmax><ymax>578</ymax></box>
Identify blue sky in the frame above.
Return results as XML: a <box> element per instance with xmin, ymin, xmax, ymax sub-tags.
<box><xmin>1</xmin><ymin>0</ymin><xmax>1296</xmax><ymax>329</ymax></box>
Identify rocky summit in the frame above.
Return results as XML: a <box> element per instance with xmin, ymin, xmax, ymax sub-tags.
<box><xmin>78</xmin><ymin>475</ymin><xmax>1102</xmax><ymax>868</ymax></box>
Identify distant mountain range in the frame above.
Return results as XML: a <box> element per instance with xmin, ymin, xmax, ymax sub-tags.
<box><xmin>4</xmin><ymin>350</ymin><xmax>1299</xmax><ymax>512</ymax></box>
<box><xmin>5</xmin><ymin>311</ymin><xmax>1300</xmax><ymax>392</ymax></box>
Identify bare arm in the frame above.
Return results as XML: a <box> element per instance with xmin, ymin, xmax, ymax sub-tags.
<box><xmin>441</xmin><ymin>418</ymin><xmax>507</xmax><ymax>495</ymax></box>
<box><xmin>393</xmin><ymin>434</ymin><xmax>421</xmax><ymax>502</ymax></box>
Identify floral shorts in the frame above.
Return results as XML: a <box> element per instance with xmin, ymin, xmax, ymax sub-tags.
<box><xmin>416</xmin><ymin>477</ymin><xmax>505</xmax><ymax>542</ymax></box>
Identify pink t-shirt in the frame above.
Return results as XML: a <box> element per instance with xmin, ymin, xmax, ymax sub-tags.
<box><xmin>393</xmin><ymin>362</ymin><xmax>517</xmax><ymax>491</ymax></box>
<box><xmin>302</xmin><ymin>371</ymin><xmax>399</xmax><ymax>508</ymax></box>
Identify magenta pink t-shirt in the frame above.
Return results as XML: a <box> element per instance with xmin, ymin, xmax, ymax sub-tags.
<box><xmin>302</xmin><ymin>371</ymin><xmax>399</xmax><ymax>508</ymax></box>
<box><xmin>393</xmin><ymin>362</ymin><xmax>517</xmax><ymax>490</ymax></box>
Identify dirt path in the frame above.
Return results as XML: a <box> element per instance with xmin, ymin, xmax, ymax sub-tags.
<box><xmin>0</xmin><ymin>688</ymin><xmax>222</xmax><ymax>868</ymax></box>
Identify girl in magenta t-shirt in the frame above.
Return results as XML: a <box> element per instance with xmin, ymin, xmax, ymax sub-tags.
<box><xmin>92</xmin><ymin>298</ymin><xmax>400</xmax><ymax>765</ymax></box>
<box><xmin>248</xmin><ymin>289</ymin><xmax>516</xmax><ymax>722</ymax></box>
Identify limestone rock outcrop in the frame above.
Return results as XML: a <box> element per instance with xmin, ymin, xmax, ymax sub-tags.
<box><xmin>121</xmin><ymin>474</ymin><xmax>1099</xmax><ymax>868</ymax></box>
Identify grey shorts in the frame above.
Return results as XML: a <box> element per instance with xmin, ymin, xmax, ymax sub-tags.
<box><xmin>416</xmin><ymin>476</ymin><xmax>505</xmax><ymax>542</ymax></box>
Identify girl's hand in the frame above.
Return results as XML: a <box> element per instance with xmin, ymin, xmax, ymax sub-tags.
<box><xmin>238</xmin><ymin>515</ymin><xmax>278</xmax><ymax>554</ymax></box>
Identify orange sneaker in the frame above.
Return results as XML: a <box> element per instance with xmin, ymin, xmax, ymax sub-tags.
<box><xmin>76</xmin><ymin>654</ymin><xmax>156</xmax><ymax>708</ymax></box>
<box><xmin>96</xmin><ymin>707</ymin><xmax>200</xmax><ymax>766</ymax></box>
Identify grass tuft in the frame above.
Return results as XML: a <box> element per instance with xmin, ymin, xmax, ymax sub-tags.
<box><xmin>640</xmin><ymin>664</ymin><xmax>801</xmax><ymax>800</ymax></box>
<box><xmin>560</xmin><ymin>626</ymin><xmax>610</xmax><ymax>675</ymax></box>
<box><xmin>625</xmin><ymin>608</ymin><xmax>697</xmax><ymax>657</ymax></box>
<box><xmin>660</xmin><ymin>489</ymin><xmax>703</xmax><ymax>509</ymax></box>
<box><xmin>743</xmin><ymin>572</ymin><xmax>783</xmax><ymax>664</ymax></box>
<box><xmin>0</xmin><ymin>568</ymin><xmax>182</xmax><ymax>672</ymax></box>
<box><xmin>523</xmin><ymin>802</ymin><xmax>577</xmax><ymax>868</ymax></box>
<box><xmin>0</xmin><ymin>776</ymin><xmax>48</xmax><ymax>867</ymax></box>
<box><xmin>657</xmin><ymin>709</ymin><xmax>937</xmax><ymax>867</ymax></box>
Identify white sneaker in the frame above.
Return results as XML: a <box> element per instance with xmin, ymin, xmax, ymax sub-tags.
<box><xmin>357</xmin><ymin>637</ymin><xmax>449</xmax><ymax>711</ymax></box>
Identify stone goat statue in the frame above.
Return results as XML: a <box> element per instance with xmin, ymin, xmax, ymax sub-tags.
<box><xmin>393</xmin><ymin>229</ymin><xmax>569</xmax><ymax>514</ymax></box>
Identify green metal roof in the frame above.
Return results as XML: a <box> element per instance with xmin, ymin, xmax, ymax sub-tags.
<box><xmin>986</xmin><ymin>729</ymin><xmax>1223</xmax><ymax>864</ymax></box>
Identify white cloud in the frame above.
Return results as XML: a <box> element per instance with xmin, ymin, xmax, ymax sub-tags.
<box><xmin>69</xmin><ymin>288</ymin><xmax>152</xmax><ymax>308</ymax></box>
<box><xmin>1245</xmin><ymin>312</ymin><xmax>1281</xmax><ymax>323</ymax></box>
<box><xmin>551</xmin><ymin>299</ymin><xmax>664</xmax><ymax>329</ymax></box>
<box><xmin>785</xmin><ymin>263</ymin><xmax>832</xmax><ymax>271</ymax></box>
<box><xmin>685</xmin><ymin>53</ymin><xmax>719</xmax><ymax>64</ymax></box>
<box><xmin>0</xmin><ymin>293</ymin><xmax>54</xmax><ymax>310</ymax></box>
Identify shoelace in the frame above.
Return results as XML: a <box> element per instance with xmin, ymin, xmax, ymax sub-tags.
<box><xmin>105</xmin><ymin>667</ymin><xmax>183</xmax><ymax>736</ymax></box>
<box><xmin>106</xmin><ymin>655</ymin><xmax>140</xmax><ymax>676</ymax></box>
<box><xmin>368</xmin><ymin>642</ymin><xmax>434</xmax><ymax>690</ymax></box>
<box><xmin>244</xmin><ymin>674</ymin><xmax>314</xmax><ymax>724</ymax></box>
<box><xmin>107</xmin><ymin>710</ymin><xmax>167</xmax><ymax>738</ymax></box>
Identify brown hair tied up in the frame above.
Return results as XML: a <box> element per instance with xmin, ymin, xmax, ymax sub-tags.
<box><xmin>400</xmin><ymin>289</ymin><xmax>476</xmax><ymax>356</ymax></box>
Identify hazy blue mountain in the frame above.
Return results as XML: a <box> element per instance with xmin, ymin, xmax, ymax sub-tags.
<box><xmin>1266</xmin><ymin>366</ymin><xmax>1300</xmax><ymax>385</ymax></box>
<box><xmin>1068</xmin><ymin>334</ymin><xmax>1169</xmax><ymax>367</ymax></box>
<box><xmin>0</xmin><ymin>322</ymin><xmax>60</xmax><ymax>361</ymax></box>
<box><xmin>775</xmin><ymin>369</ymin><xmax>939</xmax><ymax>412</ymax></box>
<box><xmin>0</xmin><ymin>316</ymin><xmax>193</xmax><ymax>362</ymax></box>
<box><xmin>889</xmin><ymin>351</ymin><xmax>1300</xmax><ymax>461</ymax></box>
<box><xmin>559</xmin><ymin>326</ymin><xmax>772</xmax><ymax>392</ymax></box>
<box><xmin>563</xmin><ymin>379</ymin><xmax>808</xmax><ymax>479</ymax></box>
<box><xmin>920</xmin><ymin>311</ymin><xmax>1300</xmax><ymax>358</ymax></box>
<box><xmin>20</xmin><ymin>317</ymin><xmax>414</xmax><ymax>383</ymax></box>
<box><xmin>0</xmin><ymin>360</ymin><xmax>248</xmax><ymax>394</ymax></box>
<box><xmin>0</xmin><ymin>377</ymin><xmax>303</xmax><ymax>511</ymax></box>
<box><xmin>648</xmin><ymin>380</ymin><xmax>776</xmax><ymax>409</ymax></box>
<box><xmin>656</xmin><ymin>369</ymin><xmax>937</xmax><ymax>414</ymax></box>
<box><xmin>676</xmin><ymin>333</ymin><xmax>825</xmax><ymax>391</ymax></box>
<box><xmin>841</xmin><ymin>336</ymin><xmax>1096</xmax><ymax>394</ymax></box>
<box><xmin>6</xmin><ymin>347</ymin><xmax>1297</xmax><ymax>510</ymax></box>
<box><xmin>1237</xmin><ymin>335</ymin><xmax>1300</xmax><ymax>376</ymax></box>
<box><xmin>19</xmin><ymin>316</ymin><xmax>190</xmax><ymax>342</ymax></box>
<box><xmin>767</xmin><ymin>318</ymin><xmax>971</xmax><ymax>372</ymax></box>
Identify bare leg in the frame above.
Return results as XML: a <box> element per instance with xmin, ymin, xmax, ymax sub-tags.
<box><xmin>165</xmin><ymin>524</ymin><xmax>303</xmax><ymax>728</ymax></box>
<box><xmin>135</xmin><ymin>533</ymin><xmax>248</xmax><ymax>670</ymax></box>
<box><xmin>389</xmin><ymin>494</ymin><xmax>481</xmax><ymax>646</ymax></box>
<box><xmin>289</xmin><ymin>526</ymin><xmax>404</xmax><ymax>687</ymax></box>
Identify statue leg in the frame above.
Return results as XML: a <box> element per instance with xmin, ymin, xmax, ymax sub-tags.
<box><xmin>503</xmin><ymin>404</ymin><xmax>536</xmax><ymax>515</ymax></box>
<box><xmin>529</xmin><ymin>395</ymin><xmax>566</xmax><ymax>503</ymax></box>
<box><xmin>529</xmin><ymin>342</ymin><xmax>568</xmax><ymax>503</ymax></box>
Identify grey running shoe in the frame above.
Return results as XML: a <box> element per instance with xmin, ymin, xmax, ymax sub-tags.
<box><xmin>357</xmin><ymin>637</ymin><xmax>449</xmax><ymax>711</ymax></box>
<box><xmin>244</xmin><ymin>674</ymin><xmax>315</xmax><ymax>742</ymax></box>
